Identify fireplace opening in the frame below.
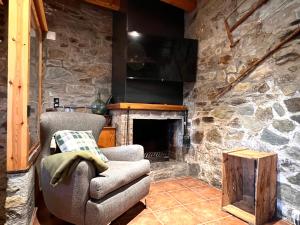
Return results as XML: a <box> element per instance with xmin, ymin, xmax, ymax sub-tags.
<box><xmin>133</xmin><ymin>119</ymin><xmax>176</xmax><ymax>162</ymax></box>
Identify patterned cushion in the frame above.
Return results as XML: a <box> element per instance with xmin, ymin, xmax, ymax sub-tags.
<box><xmin>54</xmin><ymin>130</ymin><xmax>108</xmax><ymax>162</ymax></box>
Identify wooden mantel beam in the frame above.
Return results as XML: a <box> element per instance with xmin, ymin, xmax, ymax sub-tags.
<box><xmin>84</xmin><ymin>0</ymin><xmax>120</xmax><ymax>11</ymax></box>
<box><xmin>160</xmin><ymin>0</ymin><xmax>197</xmax><ymax>12</ymax></box>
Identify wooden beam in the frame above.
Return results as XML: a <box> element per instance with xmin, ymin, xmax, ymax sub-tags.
<box><xmin>33</xmin><ymin>0</ymin><xmax>48</xmax><ymax>32</ymax></box>
<box><xmin>84</xmin><ymin>0</ymin><xmax>120</xmax><ymax>11</ymax></box>
<box><xmin>7</xmin><ymin>0</ymin><xmax>31</xmax><ymax>171</ymax></box>
<box><xmin>160</xmin><ymin>0</ymin><xmax>197</xmax><ymax>12</ymax></box>
<box><xmin>107</xmin><ymin>103</ymin><xmax>187</xmax><ymax>111</ymax></box>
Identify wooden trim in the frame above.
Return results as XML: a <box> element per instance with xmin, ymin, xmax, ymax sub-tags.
<box><xmin>28</xmin><ymin>0</ymin><xmax>42</xmax><ymax>155</ymax></box>
<box><xmin>7</xmin><ymin>0</ymin><xmax>31</xmax><ymax>172</ymax></box>
<box><xmin>160</xmin><ymin>0</ymin><xmax>197</xmax><ymax>12</ymax></box>
<box><xmin>28</xmin><ymin>143</ymin><xmax>40</xmax><ymax>164</ymax></box>
<box><xmin>33</xmin><ymin>0</ymin><xmax>48</xmax><ymax>32</ymax></box>
<box><xmin>85</xmin><ymin>0</ymin><xmax>120</xmax><ymax>11</ymax></box>
<box><xmin>255</xmin><ymin>155</ymin><xmax>277</xmax><ymax>225</ymax></box>
<box><xmin>107</xmin><ymin>103</ymin><xmax>187</xmax><ymax>111</ymax></box>
<box><xmin>227</xmin><ymin>149</ymin><xmax>276</xmax><ymax>159</ymax></box>
<box><xmin>222</xmin><ymin>204</ymin><xmax>255</xmax><ymax>224</ymax></box>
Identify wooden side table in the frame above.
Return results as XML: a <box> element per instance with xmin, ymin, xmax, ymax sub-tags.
<box><xmin>222</xmin><ymin>149</ymin><xmax>277</xmax><ymax>225</ymax></box>
<box><xmin>98</xmin><ymin>127</ymin><xmax>116</xmax><ymax>148</ymax></box>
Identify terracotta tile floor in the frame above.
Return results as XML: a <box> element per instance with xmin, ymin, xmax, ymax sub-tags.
<box><xmin>112</xmin><ymin>176</ymin><xmax>291</xmax><ymax>225</ymax></box>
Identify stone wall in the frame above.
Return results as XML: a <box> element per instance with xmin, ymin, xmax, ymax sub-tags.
<box><xmin>43</xmin><ymin>0</ymin><xmax>112</xmax><ymax>110</ymax></box>
<box><xmin>5</xmin><ymin>168</ymin><xmax>35</xmax><ymax>225</ymax></box>
<box><xmin>0</xmin><ymin>3</ymin><xmax>7</xmax><ymax>224</ymax></box>
<box><xmin>184</xmin><ymin>0</ymin><xmax>300</xmax><ymax>224</ymax></box>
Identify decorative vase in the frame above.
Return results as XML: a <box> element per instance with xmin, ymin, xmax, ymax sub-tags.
<box><xmin>91</xmin><ymin>91</ymin><xmax>107</xmax><ymax>115</ymax></box>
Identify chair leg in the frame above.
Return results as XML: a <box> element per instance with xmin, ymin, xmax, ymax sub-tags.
<box><xmin>144</xmin><ymin>198</ymin><xmax>147</xmax><ymax>208</ymax></box>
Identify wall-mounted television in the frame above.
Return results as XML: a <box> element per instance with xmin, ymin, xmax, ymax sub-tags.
<box><xmin>127</xmin><ymin>33</ymin><xmax>198</xmax><ymax>82</ymax></box>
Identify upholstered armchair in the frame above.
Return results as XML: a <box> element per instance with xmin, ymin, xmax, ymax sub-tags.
<box><xmin>38</xmin><ymin>112</ymin><xmax>150</xmax><ymax>225</ymax></box>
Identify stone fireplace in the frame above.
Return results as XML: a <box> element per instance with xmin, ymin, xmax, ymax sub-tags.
<box><xmin>108</xmin><ymin>103</ymin><xmax>190</xmax><ymax>180</ymax></box>
<box><xmin>108</xmin><ymin>103</ymin><xmax>186</xmax><ymax>162</ymax></box>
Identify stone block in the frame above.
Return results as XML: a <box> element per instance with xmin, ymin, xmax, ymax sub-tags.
<box><xmin>275</xmin><ymin>52</ymin><xmax>300</xmax><ymax>65</ymax></box>
<box><xmin>255</xmin><ymin>107</ymin><xmax>273</xmax><ymax>121</ymax></box>
<box><xmin>211</xmin><ymin>106</ymin><xmax>234</xmax><ymax>120</ymax></box>
<box><xmin>45</xmin><ymin>67</ymin><xmax>72</xmax><ymax>81</ymax></box>
<box><xmin>202</xmin><ymin>117</ymin><xmax>214</xmax><ymax>123</ymax></box>
<box><xmin>287</xmin><ymin>173</ymin><xmax>300</xmax><ymax>186</ymax></box>
<box><xmin>277</xmin><ymin>183</ymin><xmax>300</xmax><ymax>209</ymax></box>
<box><xmin>237</xmin><ymin>104</ymin><xmax>255</xmax><ymax>116</ymax></box>
<box><xmin>46</xmin><ymin>59</ymin><xmax>62</xmax><ymax>67</ymax></box>
<box><xmin>227</xmin><ymin>117</ymin><xmax>241</xmax><ymax>128</ymax></box>
<box><xmin>293</xmin><ymin>132</ymin><xmax>300</xmax><ymax>145</ymax></box>
<box><xmin>192</xmin><ymin>118</ymin><xmax>200</xmax><ymax>126</ymax></box>
<box><xmin>256</xmin><ymin>82</ymin><xmax>270</xmax><ymax>93</ymax></box>
<box><xmin>285</xmin><ymin>146</ymin><xmax>300</xmax><ymax>161</ymax></box>
<box><xmin>291</xmin><ymin>115</ymin><xmax>300</xmax><ymax>124</ymax></box>
<box><xmin>188</xmin><ymin>163</ymin><xmax>200</xmax><ymax>177</ymax></box>
<box><xmin>241</xmin><ymin>116</ymin><xmax>264</xmax><ymax>132</ymax></box>
<box><xmin>48</xmin><ymin>48</ymin><xmax>67</xmax><ymax>59</ymax></box>
<box><xmin>284</xmin><ymin>98</ymin><xmax>300</xmax><ymax>113</ymax></box>
<box><xmin>228</xmin><ymin>98</ymin><xmax>247</xmax><ymax>106</ymax></box>
<box><xmin>273</xmin><ymin>103</ymin><xmax>285</xmax><ymax>117</ymax></box>
<box><xmin>66</xmin><ymin>84</ymin><xmax>95</xmax><ymax>95</ymax></box>
<box><xmin>192</xmin><ymin>131</ymin><xmax>204</xmax><ymax>144</ymax></box>
<box><xmin>206</xmin><ymin>128</ymin><xmax>222</xmax><ymax>144</ymax></box>
<box><xmin>234</xmin><ymin>82</ymin><xmax>252</xmax><ymax>92</ymax></box>
<box><xmin>261</xmin><ymin>129</ymin><xmax>289</xmax><ymax>145</ymax></box>
<box><xmin>272</xmin><ymin>119</ymin><xmax>295</xmax><ymax>133</ymax></box>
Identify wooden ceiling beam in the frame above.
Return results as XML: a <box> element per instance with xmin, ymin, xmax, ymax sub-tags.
<box><xmin>84</xmin><ymin>0</ymin><xmax>120</xmax><ymax>11</ymax></box>
<box><xmin>33</xmin><ymin>0</ymin><xmax>48</xmax><ymax>32</ymax></box>
<box><xmin>160</xmin><ymin>0</ymin><xmax>197</xmax><ymax>12</ymax></box>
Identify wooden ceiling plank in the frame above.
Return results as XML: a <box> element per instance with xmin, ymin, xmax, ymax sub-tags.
<box><xmin>160</xmin><ymin>0</ymin><xmax>197</xmax><ymax>12</ymax></box>
<box><xmin>85</xmin><ymin>0</ymin><xmax>120</xmax><ymax>11</ymax></box>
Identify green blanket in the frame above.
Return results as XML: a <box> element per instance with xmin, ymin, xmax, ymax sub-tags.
<box><xmin>43</xmin><ymin>150</ymin><xmax>108</xmax><ymax>187</ymax></box>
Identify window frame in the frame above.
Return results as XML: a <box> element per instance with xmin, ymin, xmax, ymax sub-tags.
<box><xmin>7</xmin><ymin>0</ymin><xmax>47</xmax><ymax>172</ymax></box>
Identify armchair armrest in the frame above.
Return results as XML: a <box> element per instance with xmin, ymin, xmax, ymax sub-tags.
<box><xmin>101</xmin><ymin>144</ymin><xmax>144</xmax><ymax>161</ymax></box>
<box><xmin>41</xmin><ymin>159</ymin><xmax>96</xmax><ymax>225</ymax></box>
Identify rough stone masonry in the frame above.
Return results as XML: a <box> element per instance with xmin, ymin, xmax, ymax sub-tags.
<box><xmin>43</xmin><ymin>0</ymin><xmax>112</xmax><ymax>110</ymax></box>
<box><xmin>0</xmin><ymin>3</ymin><xmax>7</xmax><ymax>224</ymax></box>
<box><xmin>184</xmin><ymin>0</ymin><xmax>300</xmax><ymax>224</ymax></box>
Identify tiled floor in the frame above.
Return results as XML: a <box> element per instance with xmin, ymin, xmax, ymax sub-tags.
<box><xmin>111</xmin><ymin>176</ymin><xmax>291</xmax><ymax>225</ymax></box>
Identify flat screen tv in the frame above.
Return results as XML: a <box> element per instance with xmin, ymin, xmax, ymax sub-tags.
<box><xmin>127</xmin><ymin>33</ymin><xmax>198</xmax><ymax>82</ymax></box>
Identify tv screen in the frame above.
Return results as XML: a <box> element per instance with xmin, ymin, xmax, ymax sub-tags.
<box><xmin>127</xmin><ymin>34</ymin><xmax>198</xmax><ymax>82</ymax></box>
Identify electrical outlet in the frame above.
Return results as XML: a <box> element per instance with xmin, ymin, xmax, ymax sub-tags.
<box><xmin>46</xmin><ymin>31</ymin><xmax>56</xmax><ymax>40</ymax></box>
<box><xmin>54</xmin><ymin>98</ymin><xmax>59</xmax><ymax>108</ymax></box>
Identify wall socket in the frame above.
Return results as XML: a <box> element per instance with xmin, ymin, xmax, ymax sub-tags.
<box><xmin>54</xmin><ymin>98</ymin><xmax>59</xmax><ymax>108</ymax></box>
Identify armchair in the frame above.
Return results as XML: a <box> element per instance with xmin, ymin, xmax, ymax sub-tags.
<box><xmin>38</xmin><ymin>112</ymin><xmax>150</xmax><ymax>225</ymax></box>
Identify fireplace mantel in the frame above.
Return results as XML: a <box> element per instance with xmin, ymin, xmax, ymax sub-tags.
<box><xmin>107</xmin><ymin>103</ymin><xmax>187</xmax><ymax>111</ymax></box>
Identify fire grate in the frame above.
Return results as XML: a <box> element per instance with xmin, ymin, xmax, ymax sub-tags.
<box><xmin>145</xmin><ymin>151</ymin><xmax>169</xmax><ymax>162</ymax></box>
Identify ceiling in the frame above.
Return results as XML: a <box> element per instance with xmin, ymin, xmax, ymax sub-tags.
<box><xmin>84</xmin><ymin>0</ymin><xmax>197</xmax><ymax>12</ymax></box>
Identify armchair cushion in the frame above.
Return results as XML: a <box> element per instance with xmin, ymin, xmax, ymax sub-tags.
<box><xmin>90</xmin><ymin>159</ymin><xmax>150</xmax><ymax>200</ymax></box>
<box><xmin>101</xmin><ymin>145</ymin><xmax>144</xmax><ymax>161</ymax></box>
